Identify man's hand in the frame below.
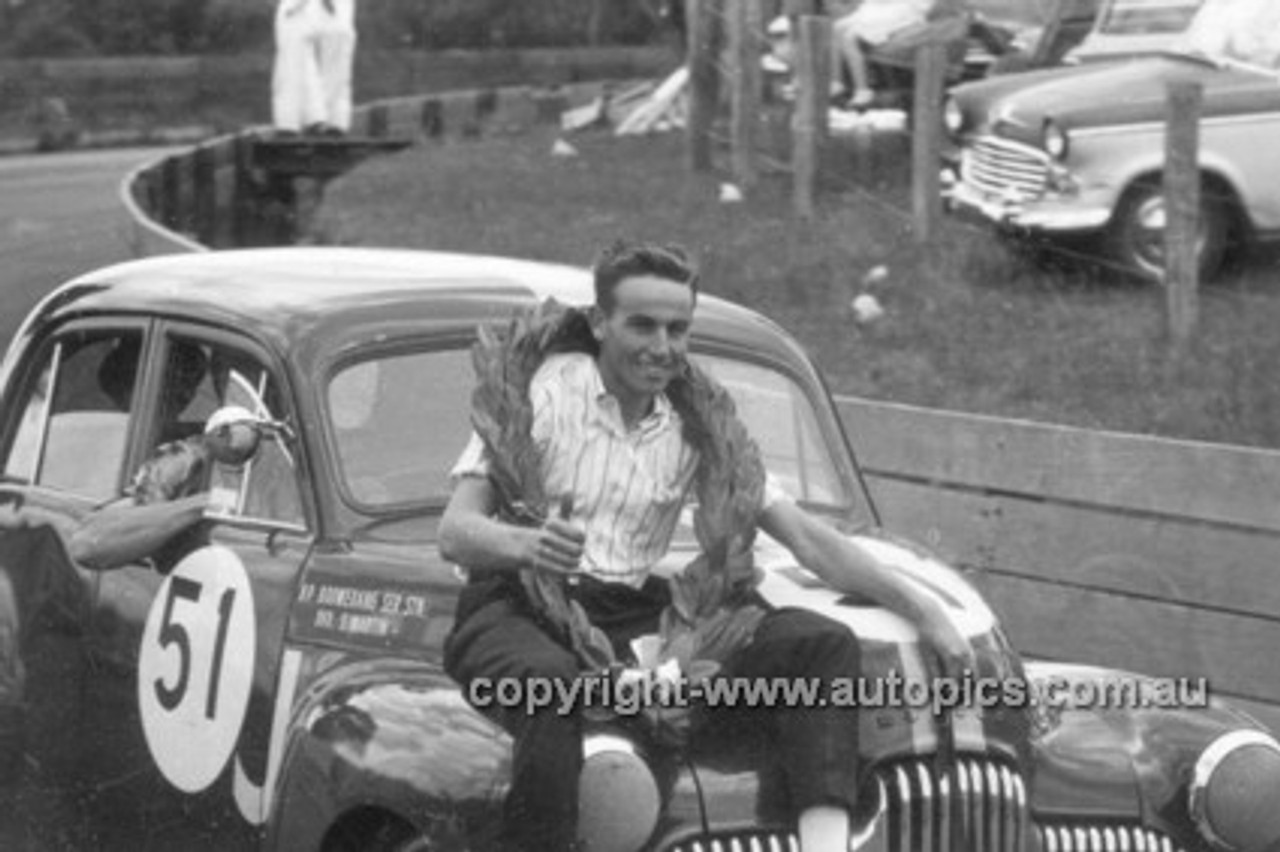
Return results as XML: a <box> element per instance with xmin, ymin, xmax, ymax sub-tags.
<box><xmin>918</xmin><ymin>604</ymin><xmax>976</xmax><ymax>684</ymax></box>
<box><xmin>525</xmin><ymin>505</ymin><xmax>585</xmax><ymax>576</ymax></box>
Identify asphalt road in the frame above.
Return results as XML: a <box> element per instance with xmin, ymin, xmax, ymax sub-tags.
<box><xmin>0</xmin><ymin>147</ymin><xmax>169</xmax><ymax>351</ymax></box>
<box><xmin>0</xmin><ymin>145</ymin><xmax>171</xmax><ymax>852</ymax></box>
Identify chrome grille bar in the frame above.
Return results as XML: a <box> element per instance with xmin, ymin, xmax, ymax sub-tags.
<box><xmin>961</xmin><ymin>136</ymin><xmax>1050</xmax><ymax>201</ymax></box>
<box><xmin>916</xmin><ymin>761</ymin><xmax>935</xmax><ymax>852</ymax></box>
<box><xmin>1034</xmin><ymin>824</ymin><xmax>1188</xmax><ymax>852</ymax></box>
<box><xmin>666</xmin><ymin>757</ymin><xmax>1034</xmax><ymax>852</ymax></box>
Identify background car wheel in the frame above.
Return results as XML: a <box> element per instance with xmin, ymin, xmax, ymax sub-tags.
<box><xmin>1107</xmin><ymin>177</ymin><xmax>1229</xmax><ymax>284</ymax></box>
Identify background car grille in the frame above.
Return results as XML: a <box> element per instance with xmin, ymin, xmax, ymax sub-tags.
<box><xmin>961</xmin><ymin>136</ymin><xmax>1050</xmax><ymax>202</ymax></box>
<box><xmin>1038</xmin><ymin>824</ymin><xmax>1186</xmax><ymax>852</ymax></box>
<box><xmin>666</xmin><ymin>757</ymin><xmax>1029</xmax><ymax>852</ymax></box>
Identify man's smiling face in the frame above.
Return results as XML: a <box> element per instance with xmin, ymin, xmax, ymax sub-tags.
<box><xmin>591</xmin><ymin>273</ymin><xmax>695</xmax><ymax>417</ymax></box>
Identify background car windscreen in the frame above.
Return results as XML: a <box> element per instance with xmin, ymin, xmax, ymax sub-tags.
<box><xmin>326</xmin><ymin>347</ymin><xmax>853</xmax><ymax>511</ymax></box>
<box><xmin>1096</xmin><ymin>0</ymin><xmax>1203</xmax><ymax>34</ymax></box>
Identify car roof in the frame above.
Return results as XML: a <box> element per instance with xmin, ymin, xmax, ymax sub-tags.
<box><xmin>46</xmin><ymin>247</ymin><xmax>806</xmax><ymax>367</ymax></box>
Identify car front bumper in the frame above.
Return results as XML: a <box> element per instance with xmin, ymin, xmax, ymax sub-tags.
<box><xmin>942</xmin><ymin>173</ymin><xmax>1114</xmax><ymax>235</ymax></box>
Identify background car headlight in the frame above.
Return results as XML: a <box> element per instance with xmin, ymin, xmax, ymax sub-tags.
<box><xmin>1189</xmin><ymin>729</ymin><xmax>1280</xmax><ymax>851</ymax></box>
<box><xmin>1043</xmin><ymin>121</ymin><xmax>1069</xmax><ymax>159</ymax></box>
<box><xmin>944</xmin><ymin>98</ymin><xmax>964</xmax><ymax>135</ymax></box>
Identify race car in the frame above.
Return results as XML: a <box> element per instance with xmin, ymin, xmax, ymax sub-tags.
<box><xmin>0</xmin><ymin>247</ymin><xmax>1277</xmax><ymax>851</ymax></box>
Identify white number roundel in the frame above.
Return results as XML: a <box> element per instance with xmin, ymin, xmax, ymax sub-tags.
<box><xmin>138</xmin><ymin>545</ymin><xmax>257</xmax><ymax>793</ymax></box>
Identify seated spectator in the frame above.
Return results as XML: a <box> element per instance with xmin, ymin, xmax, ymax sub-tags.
<box><xmin>833</xmin><ymin>0</ymin><xmax>932</xmax><ymax>107</ymax></box>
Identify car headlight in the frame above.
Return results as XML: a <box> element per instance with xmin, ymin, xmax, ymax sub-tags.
<box><xmin>1189</xmin><ymin>729</ymin><xmax>1280</xmax><ymax>851</ymax></box>
<box><xmin>944</xmin><ymin>98</ymin><xmax>964</xmax><ymax>136</ymax></box>
<box><xmin>1043</xmin><ymin>121</ymin><xmax>1069</xmax><ymax>160</ymax></box>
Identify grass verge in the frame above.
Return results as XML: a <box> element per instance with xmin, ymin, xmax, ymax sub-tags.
<box><xmin>316</xmin><ymin>122</ymin><xmax>1280</xmax><ymax>450</ymax></box>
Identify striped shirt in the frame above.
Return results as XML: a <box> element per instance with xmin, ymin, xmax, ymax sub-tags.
<box><xmin>452</xmin><ymin>352</ymin><xmax>787</xmax><ymax>587</ymax></box>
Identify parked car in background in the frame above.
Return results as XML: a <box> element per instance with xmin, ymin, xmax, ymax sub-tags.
<box><xmin>764</xmin><ymin>0</ymin><xmax>1101</xmax><ymax>108</ymax></box>
<box><xmin>1</xmin><ymin>248</ymin><xmax>1279</xmax><ymax>850</ymax></box>
<box><xmin>1066</xmin><ymin>0</ymin><xmax>1206</xmax><ymax>62</ymax></box>
<box><xmin>943</xmin><ymin>0</ymin><xmax>1280</xmax><ymax>281</ymax></box>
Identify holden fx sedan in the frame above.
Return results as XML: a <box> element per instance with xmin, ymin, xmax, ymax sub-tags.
<box><xmin>0</xmin><ymin>247</ymin><xmax>1278</xmax><ymax>851</ymax></box>
<box><xmin>943</xmin><ymin>0</ymin><xmax>1280</xmax><ymax>280</ymax></box>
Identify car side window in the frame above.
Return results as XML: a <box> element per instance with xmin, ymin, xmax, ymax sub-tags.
<box><xmin>4</xmin><ymin>329</ymin><xmax>143</xmax><ymax>500</ymax></box>
<box><xmin>153</xmin><ymin>334</ymin><xmax>305</xmax><ymax>527</ymax></box>
<box><xmin>328</xmin><ymin>348</ymin><xmax>475</xmax><ymax>506</ymax></box>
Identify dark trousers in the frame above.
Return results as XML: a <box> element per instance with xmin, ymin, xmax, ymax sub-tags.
<box><xmin>445</xmin><ymin>575</ymin><xmax>862</xmax><ymax>852</ymax></box>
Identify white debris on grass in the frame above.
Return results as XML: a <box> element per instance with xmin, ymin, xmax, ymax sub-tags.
<box><xmin>863</xmin><ymin>265</ymin><xmax>889</xmax><ymax>286</ymax></box>
<box><xmin>560</xmin><ymin>97</ymin><xmax>607</xmax><ymax>132</ymax></box>
<box><xmin>551</xmin><ymin>138</ymin><xmax>579</xmax><ymax>158</ymax></box>
<box><xmin>614</xmin><ymin>67</ymin><xmax>690</xmax><ymax>136</ymax></box>
<box><xmin>829</xmin><ymin>108</ymin><xmax>908</xmax><ymax>136</ymax></box>
<box><xmin>851</xmin><ymin>293</ymin><xmax>885</xmax><ymax>324</ymax></box>
<box><xmin>719</xmin><ymin>183</ymin><xmax>744</xmax><ymax>204</ymax></box>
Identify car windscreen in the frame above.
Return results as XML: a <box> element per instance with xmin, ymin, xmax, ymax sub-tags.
<box><xmin>965</xmin><ymin>0</ymin><xmax>1060</xmax><ymax>27</ymax></box>
<box><xmin>326</xmin><ymin>345</ymin><xmax>857</xmax><ymax>513</ymax></box>
<box><xmin>1095</xmin><ymin>0</ymin><xmax>1202</xmax><ymax>35</ymax></box>
<box><xmin>1181</xmin><ymin>0</ymin><xmax>1280</xmax><ymax>69</ymax></box>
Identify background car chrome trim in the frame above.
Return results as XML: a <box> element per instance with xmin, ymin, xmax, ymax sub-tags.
<box><xmin>1071</xmin><ymin>112</ymin><xmax>1280</xmax><ymax>139</ymax></box>
<box><xmin>961</xmin><ymin>136</ymin><xmax>1051</xmax><ymax>201</ymax></box>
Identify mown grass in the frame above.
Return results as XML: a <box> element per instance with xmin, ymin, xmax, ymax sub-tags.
<box><xmin>316</xmin><ymin>121</ymin><xmax>1280</xmax><ymax>449</ymax></box>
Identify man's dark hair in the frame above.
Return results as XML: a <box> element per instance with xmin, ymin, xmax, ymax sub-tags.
<box><xmin>592</xmin><ymin>239</ymin><xmax>699</xmax><ymax>313</ymax></box>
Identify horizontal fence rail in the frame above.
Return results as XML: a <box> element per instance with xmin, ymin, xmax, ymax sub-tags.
<box><xmin>837</xmin><ymin>396</ymin><xmax>1280</xmax><ymax>734</ymax></box>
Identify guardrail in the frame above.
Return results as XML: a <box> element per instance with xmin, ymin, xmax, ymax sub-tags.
<box><xmin>121</xmin><ymin>79</ymin><xmax>630</xmax><ymax>256</ymax></box>
<box><xmin>120</xmin><ymin>71</ymin><xmax>1280</xmax><ymax>736</ymax></box>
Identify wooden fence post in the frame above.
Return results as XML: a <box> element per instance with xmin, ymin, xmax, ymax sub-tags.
<box><xmin>792</xmin><ymin>14</ymin><xmax>831</xmax><ymax>218</ymax></box>
<box><xmin>912</xmin><ymin>39</ymin><xmax>947</xmax><ymax>244</ymax></box>
<box><xmin>1165</xmin><ymin>78</ymin><xmax>1202</xmax><ymax>352</ymax></box>
<box><xmin>729</xmin><ymin>0</ymin><xmax>763</xmax><ymax>189</ymax></box>
<box><xmin>685</xmin><ymin>0</ymin><xmax>722</xmax><ymax>173</ymax></box>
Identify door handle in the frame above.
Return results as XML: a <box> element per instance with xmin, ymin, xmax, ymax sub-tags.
<box><xmin>265</xmin><ymin>529</ymin><xmax>286</xmax><ymax>558</ymax></box>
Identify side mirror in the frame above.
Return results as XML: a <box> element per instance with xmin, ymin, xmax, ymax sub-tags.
<box><xmin>203</xmin><ymin>406</ymin><xmax>264</xmax><ymax>468</ymax></box>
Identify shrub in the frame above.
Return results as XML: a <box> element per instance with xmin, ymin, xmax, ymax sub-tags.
<box><xmin>1</xmin><ymin>0</ymin><xmax>670</xmax><ymax>57</ymax></box>
<box><xmin>2</xmin><ymin>1</ymin><xmax>99</xmax><ymax>58</ymax></box>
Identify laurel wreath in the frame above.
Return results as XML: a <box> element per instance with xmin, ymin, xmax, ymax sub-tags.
<box><xmin>469</xmin><ymin>300</ymin><xmax>767</xmax><ymax>742</ymax></box>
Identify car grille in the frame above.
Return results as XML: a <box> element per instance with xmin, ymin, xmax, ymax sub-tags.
<box><xmin>1038</xmin><ymin>824</ymin><xmax>1186</xmax><ymax>852</ymax></box>
<box><xmin>961</xmin><ymin>136</ymin><xmax>1050</xmax><ymax>202</ymax></box>
<box><xmin>667</xmin><ymin>838</ymin><xmax>795</xmax><ymax>852</ymax></box>
<box><xmin>666</xmin><ymin>756</ymin><xmax>1029</xmax><ymax>852</ymax></box>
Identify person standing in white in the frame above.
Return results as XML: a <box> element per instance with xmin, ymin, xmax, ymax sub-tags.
<box><xmin>314</xmin><ymin>0</ymin><xmax>356</xmax><ymax>132</ymax></box>
<box><xmin>272</xmin><ymin>0</ymin><xmax>357</xmax><ymax>134</ymax></box>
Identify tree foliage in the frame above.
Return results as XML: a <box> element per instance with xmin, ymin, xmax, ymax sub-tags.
<box><xmin>0</xmin><ymin>0</ymin><xmax>670</xmax><ymax>57</ymax></box>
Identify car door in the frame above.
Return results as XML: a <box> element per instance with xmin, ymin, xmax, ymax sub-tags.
<box><xmin>0</xmin><ymin>319</ymin><xmax>149</xmax><ymax>846</ymax></box>
<box><xmin>87</xmin><ymin>324</ymin><xmax>314</xmax><ymax>850</ymax></box>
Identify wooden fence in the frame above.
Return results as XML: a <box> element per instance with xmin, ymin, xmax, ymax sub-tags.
<box><xmin>838</xmin><ymin>396</ymin><xmax>1280</xmax><ymax>734</ymax></box>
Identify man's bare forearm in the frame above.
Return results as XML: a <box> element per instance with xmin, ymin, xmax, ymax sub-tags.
<box><xmin>68</xmin><ymin>494</ymin><xmax>209</xmax><ymax>571</ymax></box>
<box><xmin>438</xmin><ymin>477</ymin><xmax>582</xmax><ymax>575</ymax></box>
<box><xmin>760</xmin><ymin>501</ymin><xmax>971</xmax><ymax>672</ymax></box>
<box><xmin>438</xmin><ymin>510</ymin><xmax>536</xmax><ymax>574</ymax></box>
